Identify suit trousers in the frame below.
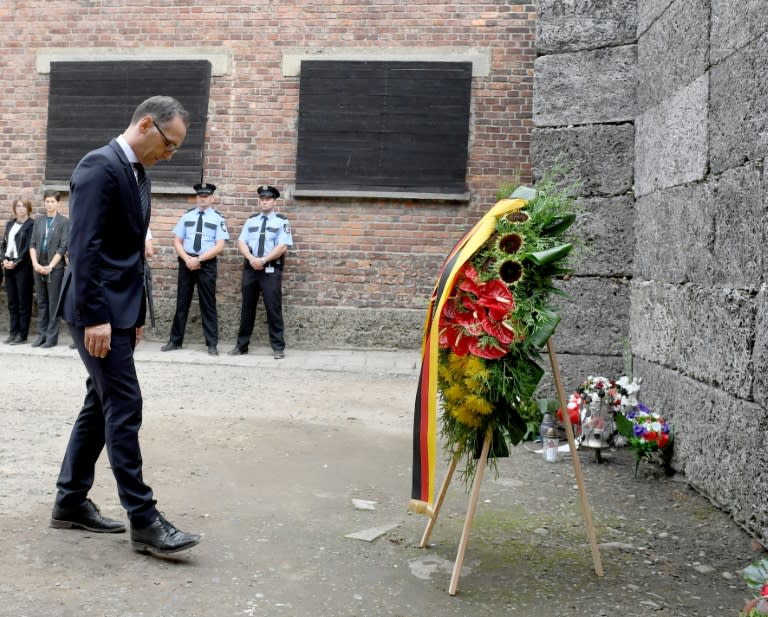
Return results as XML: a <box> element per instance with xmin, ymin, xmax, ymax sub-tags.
<box><xmin>33</xmin><ymin>263</ymin><xmax>65</xmax><ymax>343</ymax></box>
<box><xmin>235</xmin><ymin>267</ymin><xmax>285</xmax><ymax>352</ymax></box>
<box><xmin>4</xmin><ymin>261</ymin><xmax>33</xmax><ymax>339</ymax></box>
<box><xmin>169</xmin><ymin>258</ymin><xmax>218</xmax><ymax>347</ymax></box>
<box><xmin>55</xmin><ymin>324</ymin><xmax>158</xmax><ymax>527</ymax></box>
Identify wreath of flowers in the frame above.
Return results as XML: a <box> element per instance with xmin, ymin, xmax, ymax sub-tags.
<box><xmin>436</xmin><ymin>175</ymin><xmax>579</xmax><ymax>469</ymax></box>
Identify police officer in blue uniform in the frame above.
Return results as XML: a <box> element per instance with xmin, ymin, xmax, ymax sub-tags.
<box><xmin>161</xmin><ymin>182</ymin><xmax>229</xmax><ymax>355</ymax></box>
<box><xmin>228</xmin><ymin>184</ymin><xmax>293</xmax><ymax>359</ymax></box>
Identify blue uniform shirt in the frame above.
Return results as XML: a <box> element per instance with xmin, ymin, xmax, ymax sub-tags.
<box><xmin>238</xmin><ymin>212</ymin><xmax>293</xmax><ymax>257</ymax></box>
<box><xmin>173</xmin><ymin>207</ymin><xmax>230</xmax><ymax>254</ymax></box>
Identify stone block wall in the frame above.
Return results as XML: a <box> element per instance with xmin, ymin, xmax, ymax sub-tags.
<box><xmin>632</xmin><ymin>0</ymin><xmax>768</xmax><ymax>543</ymax></box>
<box><xmin>532</xmin><ymin>0</ymin><xmax>636</xmax><ymax>389</ymax></box>
<box><xmin>536</xmin><ymin>0</ymin><xmax>768</xmax><ymax>544</ymax></box>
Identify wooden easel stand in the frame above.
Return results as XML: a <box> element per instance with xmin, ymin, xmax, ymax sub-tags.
<box><xmin>419</xmin><ymin>338</ymin><xmax>603</xmax><ymax>595</ymax></box>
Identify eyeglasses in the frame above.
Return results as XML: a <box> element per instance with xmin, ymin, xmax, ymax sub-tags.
<box><xmin>152</xmin><ymin>119</ymin><xmax>179</xmax><ymax>152</ymax></box>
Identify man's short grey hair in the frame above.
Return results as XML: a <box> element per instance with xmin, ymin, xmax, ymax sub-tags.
<box><xmin>131</xmin><ymin>95</ymin><xmax>190</xmax><ymax>128</ymax></box>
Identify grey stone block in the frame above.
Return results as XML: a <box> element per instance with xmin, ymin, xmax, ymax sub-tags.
<box><xmin>633</xmin><ymin>182</ymin><xmax>712</xmax><ymax>284</ymax></box>
<box><xmin>633</xmin><ymin>358</ymin><xmax>768</xmax><ymax>543</ymax></box>
<box><xmin>750</xmin><ymin>287</ymin><xmax>768</xmax><ymax>407</ymax></box>
<box><xmin>710</xmin><ymin>33</ymin><xmax>768</xmax><ymax>174</ymax></box>
<box><xmin>634</xmin><ymin>74</ymin><xmax>708</xmax><ymax>196</ymax></box>
<box><xmin>629</xmin><ymin>281</ymin><xmax>756</xmax><ymax>399</ymax></box>
<box><xmin>711</xmin><ymin>0</ymin><xmax>768</xmax><ymax>63</ymax></box>
<box><xmin>531</xmin><ymin>124</ymin><xmax>634</xmax><ymax>197</ymax></box>
<box><xmin>571</xmin><ymin>195</ymin><xmax>635</xmax><ymax>276</ymax></box>
<box><xmin>551</xmin><ymin>276</ymin><xmax>631</xmax><ymax>355</ymax></box>
<box><xmin>707</xmin><ymin>165</ymin><xmax>765</xmax><ymax>288</ymax></box>
<box><xmin>536</xmin><ymin>352</ymin><xmax>626</xmax><ymax>399</ymax></box>
<box><xmin>533</xmin><ymin>45</ymin><xmax>636</xmax><ymax>127</ymax></box>
<box><xmin>284</xmin><ymin>306</ymin><xmax>424</xmax><ymax>349</ymax></box>
<box><xmin>637</xmin><ymin>0</ymin><xmax>709</xmax><ymax>111</ymax></box>
<box><xmin>634</xmin><ymin>165</ymin><xmax>764</xmax><ymax>288</ymax></box>
<box><xmin>637</xmin><ymin>0</ymin><xmax>674</xmax><ymax>36</ymax></box>
<box><xmin>536</xmin><ymin>0</ymin><xmax>637</xmax><ymax>54</ymax></box>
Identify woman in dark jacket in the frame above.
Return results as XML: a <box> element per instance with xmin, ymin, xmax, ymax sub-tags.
<box><xmin>1</xmin><ymin>196</ymin><xmax>35</xmax><ymax>344</ymax></box>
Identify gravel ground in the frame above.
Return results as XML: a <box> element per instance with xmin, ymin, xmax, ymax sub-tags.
<box><xmin>0</xmin><ymin>339</ymin><xmax>763</xmax><ymax>617</ymax></box>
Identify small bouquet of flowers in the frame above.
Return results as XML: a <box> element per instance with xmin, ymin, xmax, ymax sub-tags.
<box><xmin>741</xmin><ymin>558</ymin><xmax>768</xmax><ymax>616</ymax></box>
<box><xmin>615</xmin><ymin>403</ymin><xmax>673</xmax><ymax>476</ymax></box>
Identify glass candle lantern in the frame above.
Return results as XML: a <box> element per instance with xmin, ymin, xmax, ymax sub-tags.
<box><xmin>542</xmin><ymin>426</ymin><xmax>559</xmax><ymax>463</ymax></box>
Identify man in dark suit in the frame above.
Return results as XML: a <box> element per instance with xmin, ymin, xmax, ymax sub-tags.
<box><xmin>51</xmin><ymin>95</ymin><xmax>202</xmax><ymax>557</ymax></box>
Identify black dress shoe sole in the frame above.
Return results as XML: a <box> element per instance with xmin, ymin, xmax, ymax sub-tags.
<box><xmin>50</xmin><ymin>517</ymin><xmax>126</xmax><ymax>533</ymax></box>
<box><xmin>131</xmin><ymin>535</ymin><xmax>202</xmax><ymax>555</ymax></box>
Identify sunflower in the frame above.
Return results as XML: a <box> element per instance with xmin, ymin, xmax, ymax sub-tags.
<box><xmin>497</xmin><ymin>232</ymin><xmax>524</xmax><ymax>255</ymax></box>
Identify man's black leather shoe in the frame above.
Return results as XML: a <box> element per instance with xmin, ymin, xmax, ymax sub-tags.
<box><xmin>9</xmin><ymin>336</ymin><xmax>27</xmax><ymax>345</ymax></box>
<box><xmin>161</xmin><ymin>342</ymin><xmax>181</xmax><ymax>352</ymax></box>
<box><xmin>31</xmin><ymin>336</ymin><xmax>45</xmax><ymax>347</ymax></box>
<box><xmin>227</xmin><ymin>346</ymin><xmax>247</xmax><ymax>356</ymax></box>
<box><xmin>42</xmin><ymin>340</ymin><xmax>58</xmax><ymax>348</ymax></box>
<box><xmin>50</xmin><ymin>498</ymin><xmax>126</xmax><ymax>533</ymax></box>
<box><xmin>131</xmin><ymin>515</ymin><xmax>202</xmax><ymax>556</ymax></box>
<box><xmin>208</xmin><ymin>346</ymin><xmax>218</xmax><ymax>356</ymax></box>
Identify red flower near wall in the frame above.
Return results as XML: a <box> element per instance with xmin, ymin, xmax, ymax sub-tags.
<box><xmin>439</xmin><ymin>264</ymin><xmax>519</xmax><ymax>359</ymax></box>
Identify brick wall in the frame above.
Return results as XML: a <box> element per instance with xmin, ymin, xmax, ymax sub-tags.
<box><xmin>0</xmin><ymin>1</ymin><xmax>536</xmax><ymax>349</ymax></box>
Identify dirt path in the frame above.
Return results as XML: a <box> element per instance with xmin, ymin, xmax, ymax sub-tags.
<box><xmin>0</xmin><ymin>343</ymin><xmax>762</xmax><ymax>616</ymax></box>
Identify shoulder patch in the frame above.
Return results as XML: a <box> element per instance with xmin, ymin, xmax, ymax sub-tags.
<box><xmin>185</xmin><ymin>207</ymin><xmax>197</xmax><ymax>213</ymax></box>
<box><xmin>276</xmin><ymin>213</ymin><xmax>287</xmax><ymax>219</ymax></box>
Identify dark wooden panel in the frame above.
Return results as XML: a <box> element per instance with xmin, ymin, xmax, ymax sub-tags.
<box><xmin>296</xmin><ymin>60</ymin><xmax>471</xmax><ymax>195</ymax></box>
<box><xmin>45</xmin><ymin>60</ymin><xmax>211</xmax><ymax>186</ymax></box>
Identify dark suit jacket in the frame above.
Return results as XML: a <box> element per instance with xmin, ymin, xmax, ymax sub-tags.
<box><xmin>30</xmin><ymin>212</ymin><xmax>69</xmax><ymax>269</ymax></box>
<box><xmin>1</xmin><ymin>217</ymin><xmax>34</xmax><ymax>265</ymax></box>
<box><xmin>60</xmin><ymin>138</ymin><xmax>148</xmax><ymax>329</ymax></box>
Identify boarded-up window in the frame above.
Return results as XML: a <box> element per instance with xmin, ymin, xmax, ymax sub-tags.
<box><xmin>296</xmin><ymin>60</ymin><xmax>472</xmax><ymax>199</ymax></box>
<box><xmin>46</xmin><ymin>60</ymin><xmax>211</xmax><ymax>188</ymax></box>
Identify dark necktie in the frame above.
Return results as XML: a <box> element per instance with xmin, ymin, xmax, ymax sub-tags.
<box><xmin>42</xmin><ymin>217</ymin><xmax>53</xmax><ymax>253</ymax></box>
<box><xmin>256</xmin><ymin>216</ymin><xmax>268</xmax><ymax>257</ymax></box>
<box><xmin>133</xmin><ymin>163</ymin><xmax>149</xmax><ymax>222</ymax></box>
<box><xmin>193</xmin><ymin>210</ymin><xmax>204</xmax><ymax>253</ymax></box>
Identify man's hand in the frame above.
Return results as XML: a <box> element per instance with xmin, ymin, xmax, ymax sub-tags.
<box><xmin>136</xmin><ymin>325</ymin><xmax>144</xmax><ymax>345</ymax></box>
<box><xmin>84</xmin><ymin>322</ymin><xmax>111</xmax><ymax>358</ymax></box>
<box><xmin>185</xmin><ymin>255</ymin><xmax>202</xmax><ymax>271</ymax></box>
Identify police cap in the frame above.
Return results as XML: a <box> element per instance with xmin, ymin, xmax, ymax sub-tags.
<box><xmin>257</xmin><ymin>185</ymin><xmax>280</xmax><ymax>199</ymax></box>
<box><xmin>193</xmin><ymin>182</ymin><xmax>216</xmax><ymax>196</ymax></box>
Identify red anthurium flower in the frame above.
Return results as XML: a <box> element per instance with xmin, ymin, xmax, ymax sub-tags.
<box><xmin>462</xmin><ymin>264</ymin><xmax>480</xmax><ymax>283</ymax></box>
<box><xmin>458</xmin><ymin>277</ymin><xmax>482</xmax><ymax>297</ymax></box>
<box><xmin>476</xmin><ymin>279</ymin><xmax>516</xmax><ymax>320</ymax></box>
<box><xmin>467</xmin><ymin>338</ymin><xmax>508</xmax><ymax>359</ymax></box>
<box><xmin>454</xmin><ymin>305</ymin><xmax>484</xmax><ymax>336</ymax></box>
<box><xmin>657</xmin><ymin>432</ymin><xmax>669</xmax><ymax>448</ymax></box>
<box><xmin>760</xmin><ymin>583</ymin><xmax>768</xmax><ymax>598</ymax></box>
<box><xmin>481</xmin><ymin>316</ymin><xmax>517</xmax><ymax>346</ymax></box>
<box><xmin>438</xmin><ymin>262</ymin><xmax>519</xmax><ymax>358</ymax></box>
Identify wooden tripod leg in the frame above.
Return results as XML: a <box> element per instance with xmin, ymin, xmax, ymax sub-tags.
<box><xmin>420</xmin><ymin>446</ymin><xmax>463</xmax><ymax>548</ymax></box>
<box><xmin>546</xmin><ymin>339</ymin><xmax>604</xmax><ymax>577</ymax></box>
<box><xmin>448</xmin><ymin>427</ymin><xmax>492</xmax><ymax>595</ymax></box>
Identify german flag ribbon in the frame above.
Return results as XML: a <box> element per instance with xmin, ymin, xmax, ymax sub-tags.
<box><xmin>409</xmin><ymin>198</ymin><xmax>528</xmax><ymax>515</ymax></box>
